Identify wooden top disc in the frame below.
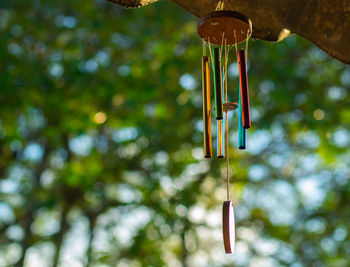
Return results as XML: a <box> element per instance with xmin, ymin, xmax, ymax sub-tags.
<box><xmin>198</xmin><ymin>10</ymin><xmax>251</xmax><ymax>45</ymax></box>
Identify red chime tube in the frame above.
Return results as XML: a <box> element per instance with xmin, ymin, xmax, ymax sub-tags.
<box><xmin>202</xmin><ymin>56</ymin><xmax>212</xmax><ymax>158</ymax></box>
<box><xmin>238</xmin><ymin>49</ymin><xmax>251</xmax><ymax>129</ymax></box>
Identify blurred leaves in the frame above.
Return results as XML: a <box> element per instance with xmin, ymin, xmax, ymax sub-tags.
<box><xmin>0</xmin><ymin>0</ymin><xmax>350</xmax><ymax>267</ymax></box>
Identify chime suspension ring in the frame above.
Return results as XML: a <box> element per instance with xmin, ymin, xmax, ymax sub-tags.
<box><xmin>223</xmin><ymin>102</ymin><xmax>238</xmax><ymax>112</ymax></box>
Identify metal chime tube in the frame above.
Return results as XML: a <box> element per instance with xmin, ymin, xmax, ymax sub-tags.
<box><xmin>217</xmin><ymin>117</ymin><xmax>225</xmax><ymax>158</ymax></box>
<box><xmin>238</xmin><ymin>84</ymin><xmax>246</xmax><ymax>149</ymax></box>
<box><xmin>238</xmin><ymin>49</ymin><xmax>251</xmax><ymax>129</ymax></box>
<box><xmin>202</xmin><ymin>56</ymin><xmax>212</xmax><ymax>158</ymax></box>
<box><xmin>218</xmin><ymin>65</ymin><xmax>226</xmax><ymax>158</ymax></box>
<box><xmin>213</xmin><ymin>47</ymin><xmax>223</xmax><ymax>120</ymax></box>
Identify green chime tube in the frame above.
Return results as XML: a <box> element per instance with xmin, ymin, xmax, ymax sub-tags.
<box><xmin>213</xmin><ymin>47</ymin><xmax>223</xmax><ymax>120</ymax></box>
<box><xmin>217</xmin><ymin>117</ymin><xmax>225</xmax><ymax>158</ymax></box>
<box><xmin>238</xmin><ymin>83</ymin><xmax>246</xmax><ymax>149</ymax></box>
<box><xmin>202</xmin><ymin>56</ymin><xmax>212</xmax><ymax>158</ymax></box>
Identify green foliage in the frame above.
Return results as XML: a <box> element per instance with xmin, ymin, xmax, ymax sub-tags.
<box><xmin>0</xmin><ymin>0</ymin><xmax>350</xmax><ymax>266</ymax></box>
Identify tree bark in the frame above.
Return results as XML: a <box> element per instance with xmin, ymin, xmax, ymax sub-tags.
<box><xmin>106</xmin><ymin>0</ymin><xmax>157</xmax><ymax>7</ymax></box>
<box><xmin>106</xmin><ymin>0</ymin><xmax>350</xmax><ymax>65</ymax></box>
<box><xmin>14</xmin><ymin>145</ymin><xmax>52</xmax><ymax>267</ymax></box>
<box><xmin>85</xmin><ymin>216</ymin><xmax>96</xmax><ymax>267</ymax></box>
<box><xmin>14</xmin><ymin>204</ymin><xmax>35</xmax><ymax>267</ymax></box>
<box><xmin>180</xmin><ymin>224</ymin><xmax>189</xmax><ymax>267</ymax></box>
<box><xmin>52</xmin><ymin>206</ymin><xmax>69</xmax><ymax>267</ymax></box>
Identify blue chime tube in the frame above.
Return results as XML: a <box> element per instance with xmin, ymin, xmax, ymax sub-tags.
<box><xmin>238</xmin><ymin>83</ymin><xmax>247</xmax><ymax>149</ymax></box>
<box><xmin>217</xmin><ymin>117</ymin><xmax>225</xmax><ymax>158</ymax></box>
<box><xmin>238</xmin><ymin>49</ymin><xmax>251</xmax><ymax>129</ymax></box>
<box><xmin>202</xmin><ymin>56</ymin><xmax>212</xmax><ymax>158</ymax></box>
<box><xmin>213</xmin><ymin>47</ymin><xmax>223</xmax><ymax>120</ymax></box>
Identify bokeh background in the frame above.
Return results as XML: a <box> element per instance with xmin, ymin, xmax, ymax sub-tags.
<box><xmin>1</xmin><ymin>0</ymin><xmax>350</xmax><ymax>266</ymax></box>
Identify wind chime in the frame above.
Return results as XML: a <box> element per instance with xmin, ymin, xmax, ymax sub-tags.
<box><xmin>198</xmin><ymin>0</ymin><xmax>252</xmax><ymax>254</ymax></box>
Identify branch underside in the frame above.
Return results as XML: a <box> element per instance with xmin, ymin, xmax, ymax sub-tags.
<box><xmin>106</xmin><ymin>0</ymin><xmax>350</xmax><ymax>64</ymax></box>
<box><xmin>106</xmin><ymin>0</ymin><xmax>158</xmax><ymax>8</ymax></box>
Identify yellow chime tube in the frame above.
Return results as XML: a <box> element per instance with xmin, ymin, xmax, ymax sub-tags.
<box><xmin>217</xmin><ymin>65</ymin><xmax>225</xmax><ymax>158</ymax></box>
<box><xmin>217</xmin><ymin>118</ymin><xmax>224</xmax><ymax>158</ymax></box>
<box><xmin>202</xmin><ymin>56</ymin><xmax>212</xmax><ymax>158</ymax></box>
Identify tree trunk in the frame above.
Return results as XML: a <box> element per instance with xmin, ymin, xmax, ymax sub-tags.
<box><xmin>180</xmin><ymin>226</ymin><xmax>188</xmax><ymax>267</ymax></box>
<box><xmin>14</xmin><ymin>146</ymin><xmax>52</xmax><ymax>267</ymax></box>
<box><xmin>85</xmin><ymin>215</ymin><xmax>96</xmax><ymax>267</ymax></box>
<box><xmin>106</xmin><ymin>0</ymin><xmax>350</xmax><ymax>65</ymax></box>
<box><xmin>14</xmin><ymin>205</ymin><xmax>35</xmax><ymax>267</ymax></box>
<box><xmin>52</xmin><ymin>206</ymin><xmax>69</xmax><ymax>267</ymax></box>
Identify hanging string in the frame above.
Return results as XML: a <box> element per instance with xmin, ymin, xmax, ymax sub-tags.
<box><xmin>224</xmin><ymin>43</ymin><xmax>233</xmax><ymax>103</ymax></box>
<box><xmin>219</xmin><ymin>32</ymin><xmax>225</xmax><ymax>64</ymax></box>
<box><xmin>245</xmin><ymin>20</ymin><xmax>252</xmax><ymax>59</ymax></box>
<box><xmin>224</xmin><ymin>39</ymin><xmax>230</xmax><ymax>201</ymax></box>
<box><xmin>233</xmin><ymin>30</ymin><xmax>238</xmax><ymax>55</ymax></box>
<box><xmin>216</xmin><ymin>0</ymin><xmax>225</xmax><ymax>11</ymax></box>
<box><xmin>245</xmin><ymin>29</ymin><xmax>249</xmax><ymax>59</ymax></box>
<box><xmin>225</xmin><ymin>49</ymin><xmax>229</xmax><ymax>97</ymax></box>
<box><xmin>224</xmin><ymin>39</ymin><xmax>228</xmax><ymax>105</ymax></box>
<box><xmin>233</xmin><ymin>29</ymin><xmax>239</xmax><ymax>117</ymax></box>
<box><xmin>208</xmin><ymin>39</ymin><xmax>214</xmax><ymax>72</ymax></box>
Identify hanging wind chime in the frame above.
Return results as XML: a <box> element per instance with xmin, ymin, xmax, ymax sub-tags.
<box><xmin>198</xmin><ymin>0</ymin><xmax>252</xmax><ymax>254</ymax></box>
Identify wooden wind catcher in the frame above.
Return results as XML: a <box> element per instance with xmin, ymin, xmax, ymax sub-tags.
<box><xmin>198</xmin><ymin>4</ymin><xmax>252</xmax><ymax>254</ymax></box>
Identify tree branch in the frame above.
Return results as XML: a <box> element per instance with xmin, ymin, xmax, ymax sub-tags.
<box><xmin>14</xmin><ymin>145</ymin><xmax>52</xmax><ymax>267</ymax></box>
<box><xmin>106</xmin><ymin>0</ymin><xmax>350</xmax><ymax>65</ymax></box>
<box><xmin>106</xmin><ymin>0</ymin><xmax>158</xmax><ymax>8</ymax></box>
<box><xmin>85</xmin><ymin>215</ymin><xmax>97</xmax><ymax>267</ymax></box>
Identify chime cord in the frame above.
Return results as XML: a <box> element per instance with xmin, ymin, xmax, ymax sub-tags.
<box><xmin>206</xmin><ymin>19</ymin><xmax>250</xmax><ymax>203</ymax></box>
<box><xmin>207</xmin><ymin>40</ymin><xmax>214</xmax><ymax>74</ymax></box>
<box><xmin>207</xmin><ymin>31</ymin><xmax>240</xmax><ymax>201</ymax></box>
<box><xmin>220</xmin><ymin>33</ymin><xmax>233</xmax><ymax>201</ymax></box>
<box><xmin>224</xmin><ymin>40</ymin><xmax>230</xmax><ymax>201</ymax></box>
<box><xmin>245</xmin><ymin>29</ymin><xmax>250</xmax><ymax>59</ymax></box>
<box><xmin>216</xmin><ymin>0</ymin><xmax>224</xmax><ymax>11</ymax></box>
